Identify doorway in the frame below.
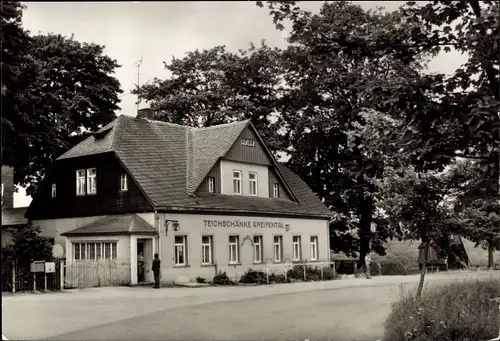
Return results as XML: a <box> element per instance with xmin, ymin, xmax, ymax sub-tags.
<box><xmin>136</xmin><ymin>238</ymin><xmax>153</xmax><ymax>283</ymax></box>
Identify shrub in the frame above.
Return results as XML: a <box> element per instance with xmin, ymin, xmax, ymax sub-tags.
<box><xmin>322</xmin><ymin>266</ymin><xmax>336</xmax><ymax>280</ymax></box>
<box><xmin>286</xmin><ymin>265</ymin><xmax>336</xmax><ymax>281</ymax></box>
<box><xmin>370</xmin><ymin>261</ymin><xmax>382</xmax><ymax>276</ymax></box>
<box><xmin>212</xmin><ymin>271</ymin><xmax>235</xmax><ymax>286</ymax></box>
<box><xmin>334</xmin><ymin>259</ymin><xmax>358</xmax><ymax>274</ymax></box>
<box><xmin>384</xmin><ymin>277</ymin><xmax>500</xmax><ymax>341</ymax></box>
<box><xmin>269</xmin><ymin>272</ymin><xmax>289</xmax><ymax>284</ymax></box>
<box><xmin>195</xmin><ymin>276</ymin><xmax>206</xmax><ymax>284</ymax></box>
<box><xmin>287</xmin><ymin>265</ymin><xmax>306</xmax><ymax>280</ymax></box>
<box><xmin>239</xmin><ymin>268</ymin><xmax>267</xmax><ymax>284</ymax></box>
<box><xmin>380</xmin><ymin>256</ymin><xmax>411</xmax><ymax>276</ymax></box>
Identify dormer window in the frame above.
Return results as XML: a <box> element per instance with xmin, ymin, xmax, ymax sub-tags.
<box><xmin>249</xmin><ymin>172</ymin><xmax>258</xmax><ymax>196</ymax></box>
<box><xmin>120</xmin><ymin>173</ymin><xmax>128</xmax><ymax>191</ymax></box>
<box><xmin>208</xmin><ymin>176</ymin><xmax>215</xmax><ymax>193</ymax></box>
<box><xmin>51</xmin><ymin>184</ymin><xmax>57</xmax><ymax>198</ymax></box>
<box><xmin>233</xmin><ymin>170</ymin><xmax>242</xmax><ymax>195</ymax></box>
<box><xmin>87</xmin><ymin>168</ymin><xmax>97</xmax><ymax>194</ymax></box>
<box><xmin>273</xmin><ymin>183</ymin><xmax>280</xmax><ymax>198</ymax></box>
<box><xmin>76</xmin><ymin>168</ymin><xmax>97</xmax><ymax>196</ymax></box>
<box><xmin>241</xmin><ymin>138</ymin><xmax>255</xmax><ymax>147</ymax></box>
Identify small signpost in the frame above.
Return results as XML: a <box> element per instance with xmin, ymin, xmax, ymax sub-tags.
<box><xmin>30</xmin><ymin>261</ymin><xmax>56</xmax><ymax>291</ymax></box>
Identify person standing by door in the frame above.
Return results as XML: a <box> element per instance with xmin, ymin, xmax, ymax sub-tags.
<box><xmin>137</xmin><ymin>252</ymin><xmax>145</xmax><ymax>283</ymax></box>
<box><xmin>152</xmin><ymin>253</ymin><xmax>161</xmax><ymax>289</ymax></box>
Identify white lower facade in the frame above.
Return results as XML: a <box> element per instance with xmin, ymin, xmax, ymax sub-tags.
<box><xmin>34</xmin><ymin>212</ymin><xmax>330</xmax><ymax>284</ymax></box>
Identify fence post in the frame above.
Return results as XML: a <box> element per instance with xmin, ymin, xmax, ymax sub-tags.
<box><xmin>44</xmin><ymin>273</ymin><xmax>47</xmax><ymax>291</ymax></box>
<box><xmin>266</xmin><ymin>266</ymin><xmax>269</xmax><ymax>284</ymax></box>
<box><xmin>12</xmin><ymin>263</ymin><xmax>16</xmax><ymax>293</ymax></box>
<box><xmin>60</xmin><ymin>259</ymin><xmax>65</xmax><ymax>290</ymax></box>
<box><xmin>33</xmin><ymin>273</ymin><xmax>36</xmax><ymax>291</ymax></box>
<box><xmin>97</xmin><ymin>260</ymin><xmax>101</xmax><ymax>287</ymax></box>
<box><xmin>321</xmin><ymin>266</ymin><xmax>324</xmax><ymax>281</ymax></box>
<box><xmin>284</xmin><ymin>265</ymin><xmax>287</xmax><ymax>283</ymax></box>
<box><xmin>333</xmin><ymin>262</ymin><xmax>336</xmax><ymax>279</ymax></box>
<box><xmin>303</xmin><ymin>265</ymin><xmax>306</xmax><ymax>281</ymax></box>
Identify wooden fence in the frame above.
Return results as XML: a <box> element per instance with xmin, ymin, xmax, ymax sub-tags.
<box><xmin>1</xmin><ymin>259</ymin><xmax>62</xmax><ymax>292</ymax></box>
<box><xmin>65</xmin><ymin>259</ymin><xmax>131</xmax><ymax>289</ymax></box>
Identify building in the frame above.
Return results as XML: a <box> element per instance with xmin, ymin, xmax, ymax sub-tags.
<box><xmin>1</xmin><ymin>166</ymin><xmax>28</xmax><ymax>247</ymax></box>
<box><xmin>26</xmin><ymin>115</ymin><xmax>332</xmax><ymax>285</ymax></box>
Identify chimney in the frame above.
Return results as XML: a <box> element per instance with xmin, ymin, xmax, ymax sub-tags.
<box><xmin>1</xmin><ymin>165</ymin><xmax>15</xmax><ymax>208</ymax></box>
<box><xmin>137</xmin><ymin>108</ymin><xmax>156</xmax><ymax>120</ymax></box>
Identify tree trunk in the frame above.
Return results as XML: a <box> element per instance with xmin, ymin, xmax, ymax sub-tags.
<box><xmin>416</xmin><ymin>239</ymin><xmax>429</xmax><ymax>299</ymax></box>
<box><xmin>357</xmin><ymin>201</ymin><xmax>373</xmax><ymax>270</ymax></box>
<box><xmin>488</xmin><ymin>241</ymin><xmax>495</xmax><ymax>269</ymax></box>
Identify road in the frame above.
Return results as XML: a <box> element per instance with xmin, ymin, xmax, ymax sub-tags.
<box><xmin>2</xmin><ymin>271</ymin><xmax>495</xmax><ymax>341</ymax></box>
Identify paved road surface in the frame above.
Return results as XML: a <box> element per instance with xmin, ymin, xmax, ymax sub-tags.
<box><xmin>2</xmin><ymin>271</ymin><xmax>495</xmax><ymax>341</ymax></box>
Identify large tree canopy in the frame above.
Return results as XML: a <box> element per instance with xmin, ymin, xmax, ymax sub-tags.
<box><xmin>1</xmin><ymin>2</ymin><xmax>123</xmax><ymax>196</ymax></box>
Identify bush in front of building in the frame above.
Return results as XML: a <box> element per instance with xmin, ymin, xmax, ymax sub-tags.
<box><xmin>213</xmin><ymin>271</ymin><xmax>236</xmax><ymax>286</ymax></box>
<box><xmin>268</xmin><ymin>272</ymin><xmax>289</xmax><ymax>284</ymax></box>
<box><xmin>384</xmin><ymin>277</ymin><xmax>500</xmax><ymax>341</ymax></box>
<box><xmin>196</xmin><ymin>276</ymin><xmax>207</xmax><ymax>284</ymax></box>
<box><xmin>239</xmin><ymin>268</ymin><xmax>267</xmax><ymax>284</ymax></box>
<box><xmin>286</xmin><ymin>265</ymin><xmax>336</xmax><ymax>281</ymax></box>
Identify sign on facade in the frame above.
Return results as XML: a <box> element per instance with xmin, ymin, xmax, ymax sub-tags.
<box><xmin>203</xmin><ymin>219</ymin><xmax>291</xmax><ymax>230</ymax></box>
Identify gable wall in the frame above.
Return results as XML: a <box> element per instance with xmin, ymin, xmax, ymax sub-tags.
<box><xmin>224</xmin><ymin>127</ymin><xmax>272</xmax><ymax>165</ymax></box>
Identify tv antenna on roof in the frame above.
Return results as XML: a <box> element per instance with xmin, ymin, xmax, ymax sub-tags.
<box><xmin>134</xmin><ymin>56</ymin><xmax>143</xmax><ymax>112</ymax></box>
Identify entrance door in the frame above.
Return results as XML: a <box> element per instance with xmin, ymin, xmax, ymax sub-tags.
<box><xmin>137</xmin><ymin>239</ymin><xmax>154</xmax><ymax>283</ymax></box>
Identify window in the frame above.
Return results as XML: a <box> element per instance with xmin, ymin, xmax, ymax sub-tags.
<box><xmin>247</xmin><ymin>139</ymin><xmax>255</xmax><ymax>146</ymax></box>
<box><xmin>1</xmin><ymin>183</ymin><xmax>4</xmax><ymax>197</ymax></box>
<box><xmin>310</xmin><ymin>236</ymin><xmax>319</xmax><ymax>261</ymax></box>
<box><xmin>201</xmin><ymin>235</ymin><xmax>213</xmax><ymax>265</ymax></box>
<box><xmin>208</xmin><ymin>177</ymin><xmax>215</xmax><ymax>193</ymax></box>
<box><xmin>120</xmin><ymin>174</ymin><xmax>128</xmax><ymax>191</ymax></box>
<box><xmin>174</xmin><ymin>236</ymin><xmax>187</xmax><ymax>266</ymax></box>
<box><xmin>241</xmin><ymin>138</ymin><xmax>248</xmax><ymax>145</ymax></box>
<box><xmin>73</xmin><ymin>242</ymin><xmax>116</xmax><ymax>260</ymax></box>
<box><xmin>253</xmin><ymin>235</ymin><xmax>263</xmax><ymax>263</ymax></box>
<box><xmin>273</xmin><ymin>183</ymin><xmax>279</xmax><ymax>198</ymax></box>
<box><xmin>232</xmin><ymin>171</ymin><xmax>242</xmax><ymax>195</ymax></box>
<box><xmin>292</xmin><ymin>236</ymin><xmax>302</xmax><ymax>261</ymax></box>
<box><xmin>76</xmin><ymin>170</ymin><xmax>86</xmax><ymax>195</ymax></box>
<box><xmin>87</xmin><ymin>168</ymin><xmax>97</xmax><ymax>194</ymax></box>
<box><xmin>229</xmin><ymin>235</ymin><xmax>240</xmax><ymax>264</ymax></box>
<box><xmin>249</xmin><ymin>172</ymin><xmax>258</xmax><ymax>196</ymax></box>
<box><xmin>273</xmin><ymin>235</ymin><xmax>283</xmax><ymax>262</ymax></box>
<box><xmin>51</xmin><ymin>184</ymin><xmax>57</xmax><ymax>198</ymax></box>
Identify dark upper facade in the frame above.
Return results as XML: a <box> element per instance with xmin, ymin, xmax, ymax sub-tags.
<box><xmin>26</xmin><ymin>116</ymin><xmax>332</xmax><ymax>220</ymax></box>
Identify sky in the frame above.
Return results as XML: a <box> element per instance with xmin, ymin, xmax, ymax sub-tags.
<box><xmin>13</xmin><ymin>1</ymin><xmax>467</xmax><ymax>208</ymax></box>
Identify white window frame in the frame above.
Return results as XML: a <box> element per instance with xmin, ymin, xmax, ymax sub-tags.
<box><xmin>310</xmin><ymin>236</ymin><xmax>319</xmax><ymax>261</ymax></box>
<box><xmin>241</xmin><ymin>138</ymin><xmax>248</xmax><ymax>145</ymax></box>
<box><xmin>247</xmin><ymin>139</ymin><xmax>255</xmax><ymax>147</ymax></box>
<box><xmin>232</xmin><ymin>170</ymin><xmax>242</xmax><ymax>195</ymax></box>
<box><xmin>86</xmin><ymin>168</ymin><xmax>97</xmax><ymax>195</ymax></box>
<box><xmin>120</xmin><ymin>173</ymin><xmax>128</xmax><ymax>191</ymax></box>
<box><xmin>72</xmin><ymin>241</ymin><xmax>116</xmax><ymax>260</ymax></box>
<box><xmin>76</xmin><ymin>169</ymin><xmax>86</xmax><ymax>196</ymax></box>
<box><xmin>201</xmin><ymin>235</ymin><xmax>213</xmax><ymax>265</ymax></box>
<box><xmin>208</xmin><ymin>176</ymin><xmax>215</xmax><ymax>193</ymax></box>
<box><xmin>229</xmin><ymin>235</ymin><xmax>240</xmax><ymax>264</ymax></box>
<box><xmin>174</xmin><ymin>235</ymin><xmax>187</xmax><ymax>266</ymax></box>
<box><xmin>51</xmin><ymin>183</ymin><xmax>57</xmax><ymax>198</ymax></box>
<box><xmin>273</xmin><ymin>235</ymin><xmax>283</xmax><ymax>263</ymax></box>
<box><xmin>273</xmin><ymin>183</ymin><xmax>279</xmax><ymax>198</ymax></box>
<box><xmin>1</xmin><ymin>183</ymin><xmax>4</xmax><ymax>197</ymax></box>
<box><xmin>292</xmin><ymin>235</ymin><xmax>302</xmax><ymax>261</ymax></box>
<box><xmin>253</xmin><ymin>235</ymin><xmax>263</xmax><ymax>263</ymax></box>
<box><xmin>249</xmin><ymin>172</ymin><xmax>258</xmax><ymax>196</ymax></box>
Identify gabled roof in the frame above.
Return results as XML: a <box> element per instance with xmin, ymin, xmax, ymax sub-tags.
<box><xmin>1</xmin><ymin>207</ymin><xmax>28</xmax><ymax>227</ymax></box>
<box><xmin>61</xmin><ymin>214</ymin><xmax>157</xmax><ymax>236</ymax></box>
<box><xmin>52</xmin><ymin>115</ymin><xmax>332</xmax><ymax>219</ymax></box>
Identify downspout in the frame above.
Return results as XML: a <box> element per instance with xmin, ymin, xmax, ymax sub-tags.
<box><xmin>155</xmin><ymin>210</ymin><xmax>161</xmax><ymax>260</ymax></box>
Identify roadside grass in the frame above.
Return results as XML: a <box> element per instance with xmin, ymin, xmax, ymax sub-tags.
<box><xmin>384</xmin><ymin>276</ymin><xmax>500</xmax><ymax>341</ymax></box>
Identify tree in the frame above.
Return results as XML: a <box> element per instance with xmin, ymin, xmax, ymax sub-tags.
<box><xmin>377</xmin><ymin>167</ymin><xmax>456</xmax><ymax>298</ymax></box>
<box><xmin>3</xmin><ymin>223</ymin><xmax>53</xmax><ymax>267</ymax></box>
<box><xmin>133</xmin><ymin>43</ymin><xmax>286</xmax><ymax>153</ymax></box>
<box><xmin>2</xmin><ymin>4</ymin><xmax>123</xmax><ymax>196</ymax></box>
<box><xmin>258</xmin><ymin>1</ymin><xmax>431</xmax><ymax>265</ymax></box>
